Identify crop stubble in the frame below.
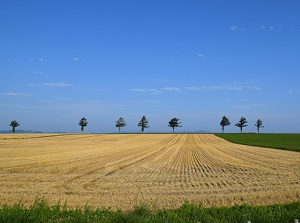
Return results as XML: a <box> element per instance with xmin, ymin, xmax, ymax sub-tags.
<box><xmin>0</xmin><ymin>134</ymin><xmax>299</xmax><ymax>210</ymax></box>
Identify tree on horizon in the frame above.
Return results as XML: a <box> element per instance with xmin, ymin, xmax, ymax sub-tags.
<box><xmin>168</xmin><ymin>117</ymin><xmax>182</xmax><ymax>133</ymax></box>
<box><xmin>10</xmin><ymin>120</ymin><xmax>20</xmax><ymax>133</ymax></box>
<box><xmin>79</xmin><ymin>117</ymin><xmax>88</xmax><ymax>132</ymax></box>
<box><xmin>115</xmin><ymin>117</ymin><xmax>127</xmax><ymax>133</ymax></box>
<box><xmin>235</xmin><ymin>116</ymin><xmax>247</xmax><ymax>133</ymax></box>
<box><xmin>138</xmin><ymin>115</ymin><xmax>149</xmax><ymax>133</ymax></box>
<box><xmin>255</xmin><ymin>119</ymin><xmax>264</xmax><ymax>133</ymax></box>
<box><xmin>220</xmin><ymin>116</ymin><xmax>231</xmax><ymax>133</ymax></box>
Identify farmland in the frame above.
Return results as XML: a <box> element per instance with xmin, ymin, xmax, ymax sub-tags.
<box><xmin>0</xmin><ymin>134</ymin><xmax>300</xmax><ymax>211</ymax></box>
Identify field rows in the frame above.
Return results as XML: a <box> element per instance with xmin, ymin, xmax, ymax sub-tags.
<box><xmin>0</xmin><ymin>134</ymin><xmax>300</xmax><ymax>210</ymax></box>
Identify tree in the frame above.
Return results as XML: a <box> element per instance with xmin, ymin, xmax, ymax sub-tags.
<box><xmin>220</xmin><ymin>116</ymin><xmax>231</xmax><ymax>133</ymax></box>
<box><xmin>115</xmin><ymin>117</ymin><xmax>127</xmax><ymax>133</ymax></box>
<box><xmin>168</xmin><ymin>117</ymin><xmax>182</xmax><ymax>133</ymax></box>
<box><xmin>79</xmin><ymin>117</ymin><xmax>88</xmax><ymax>132</ymax></box>
<box><xmin>235</xmin><ymin>116</ymin><xmax>247</xmax><ymax>133</ymax></box>
<box><xmin>10</xmin><ymin>120</ymin><xmax>20</xmax><ymax>133</ymax></box>
<box><xmin>255</xmin><ymin>119</ymin><xmax>264</xmax><ymax>133</ymax></box>
<box><xmin>138</xmin><ymin>115</ymin><xmax>149</xmax><ymax>133</ymax></box>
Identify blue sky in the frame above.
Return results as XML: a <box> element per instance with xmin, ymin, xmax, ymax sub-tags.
<box><xmin>1</xmin><ymin>0</ymin><xmax>300</xmax><ymax>133</ymax></box>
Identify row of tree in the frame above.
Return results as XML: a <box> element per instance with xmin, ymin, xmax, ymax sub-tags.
<box><xmin>4</xmin><ymin>116</ymin><xmax>263</xmax><ymax>134</ymax></box>
<box><xmin>79</xmin><ymin>116</ymin><xmax>182</xmax><ymax>133</ymax></box>
<box><xmin>220</xmin><ymin>116</ymin><xmax>264</xmax><ymax>133</ymax></box>
<box><xmin>79</xmin><ymin>116</ymin><xmax>263</xmax><ymax>133</ymax></box>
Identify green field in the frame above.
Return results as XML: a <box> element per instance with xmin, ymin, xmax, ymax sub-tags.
<box><xmin>215</xmin><ymin>133</ymin><xmax>300</xmax><ymax>152</ymax></box>
<box><xmin>0</xmin><ymin>199</ymin><xmax>299</xmax><ymax>223</ymax></box>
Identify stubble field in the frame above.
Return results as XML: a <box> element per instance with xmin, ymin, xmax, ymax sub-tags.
<box><xmin>0</xmin><ymin>134</ymin><xmax>300</xmax><ymax>210</ymax></box>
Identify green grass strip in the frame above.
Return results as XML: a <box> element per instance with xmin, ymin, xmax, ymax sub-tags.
<box><xmin>0</xmin><ymin>199</ymin><xmax>299</xmax><ymax>223</ymax></box>
<box><xmin>215</xmin><ymin>133</ymin><xmax>300</xmax><ymax>152</ymax></box>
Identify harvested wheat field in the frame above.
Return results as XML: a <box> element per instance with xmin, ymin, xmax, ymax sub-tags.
<box><xmin>0</xmin><ymin>134</ymin><xmax>300</xmax><ymax>210</ymax></box>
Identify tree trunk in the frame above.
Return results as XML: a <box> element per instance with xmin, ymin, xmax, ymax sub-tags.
<box><xmin>12</xmin><ymin>127</ymin><xmax>15</xmax><ymax>133</ymax></box>
<box><xmin>222</xmin><ymin>126</ymin><xmax>224</xmax><ymax>133</ymax></box>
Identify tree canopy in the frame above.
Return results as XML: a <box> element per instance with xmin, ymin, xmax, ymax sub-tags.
<box><xmin>138</xmin><ymin>115</ymin><xmax>149</xmax><ymax>133</ymax></box>
<box><xmin>235</xmin><ymin>116</ymin><xmax>248</xmax><ymax>133</ymax></box>
<box><xmin>115</xmin><ymin>117</ymin><xmax>127</xmax><ymax>133</ymax></box>
<box><xmin>220</xmin><ymin>116</ymin><xmax>231</xmax><ymax>133</ymax></box>
<box><xmin>255</xmin><ymin>119</ymin><xmax>264</xmax><ymax>133</ymax></box>
<box><xmin>79</xmin><ymin>117</ymin><xmax>88</xmax><ymax>132</ymax></box>
<box><xmin>9</xmin><ymin>120</ymin><xmax>20</xmax><ymax>133</ymax></box>
<box><xmin>168</xmin><ymin>117</ymin><xmax>182</xmax><ymax>133</ymax></box>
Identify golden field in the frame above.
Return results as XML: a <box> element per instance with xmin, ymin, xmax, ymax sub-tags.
<box><xmin>0</xmin><ymin>134</ymin><xmax>299</xmax><ymax>210</ymax></box>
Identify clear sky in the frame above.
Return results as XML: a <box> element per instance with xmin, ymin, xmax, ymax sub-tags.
<box><xmin>1</xmin><ymin>0</ymin><xmax>300</xmax><ymax>133</ymax></box>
